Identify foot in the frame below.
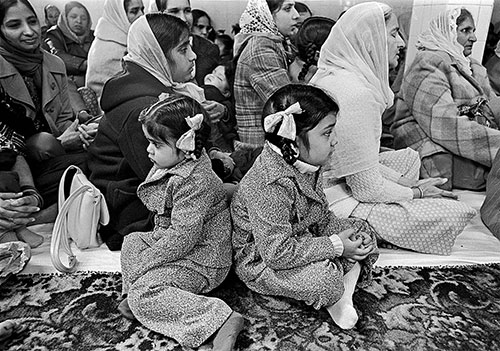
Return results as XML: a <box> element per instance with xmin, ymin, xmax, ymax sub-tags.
<box><xmin>15</xmin><ymin>227</ymin><xmax>43</xmax><ymax>248</ymax></box>
<box><xmin>327</xmin><ymin>300</ymin><xmax>359</xmax><ymax>330</ymax></box>
<box><xmin>117</xmin><ymin>298</ymin><xmax>136</xmax><ymax>321</ymax></box>
<box><xmin>212</xmin><ymin>311</ymin><xmax>244</xmax><ymax>351</ymax></box>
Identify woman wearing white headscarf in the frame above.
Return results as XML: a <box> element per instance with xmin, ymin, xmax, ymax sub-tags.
<box><xmin>234</xmin><ymin>0</ymin><xmax>299</xmax><ymax>147</ymax></box>
<box><xmin>85</xmin><ymin>0</ymin><xmax>144</xmax><ymax>101</ymax></box>
<box><xmin>310</xmin><ymin>2</ymin><xmax>475</xmax><ymax>255</ymax></box>
<box><xmin>393</xmin><ymin>8</ymin><xmax>500</xmax><ymax>191</ymax></box>
<box><xmin>88</xmin><ymin>13</ymin><xmax>205</xmax><ymax>251</ymax></box>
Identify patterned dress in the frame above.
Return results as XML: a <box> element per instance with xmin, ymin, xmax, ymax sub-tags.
<box><xmin>120</xmin><ymin>152</ymin><xmax>233</xmax><ymax>348</ymax></box>
<box><xmin>231</xmin><ymin>145</ymin><xmax>379</xmax><ymax>309</ymax></box>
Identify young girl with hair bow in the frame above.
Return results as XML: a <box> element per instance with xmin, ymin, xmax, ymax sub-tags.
<box><xmin>118</xmin><ymin>93</ymin><xmax>243</xmax><ymax>350</ymax></box>
<box><xmin>231</xmin><ymin>84</ymin><xmax>379</xmax><ymax>330</ymax></box>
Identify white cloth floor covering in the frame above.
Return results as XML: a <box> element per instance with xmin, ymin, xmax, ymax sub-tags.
<box><xmin>20</xmin><ymin>190</ymin><xmax>500</xmax><ymax>275</ymax></box>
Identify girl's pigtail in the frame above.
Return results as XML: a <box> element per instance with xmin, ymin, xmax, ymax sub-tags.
<box><xmin>298</xmin><ymin>42</ymin><xmax>317</xmax><ymax>82</ymax></box>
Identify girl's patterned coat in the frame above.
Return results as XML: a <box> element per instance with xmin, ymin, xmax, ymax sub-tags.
<box><xmin>231</xmin><ymin>145</ymin><xmax>378</xmax><ymax>309</ymax></box>
<box><xmin>121</xmin><ymin>151</ymin><xmax>233</xmax><ymax>347</ymax></box>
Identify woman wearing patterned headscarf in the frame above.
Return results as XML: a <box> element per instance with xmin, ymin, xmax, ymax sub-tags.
<box><xmin>234</xmin><ymin>0</ymin><xmax>299</xmax><ymax>147</ymax></box>
<box><xmin>85</xmin><ymin>0</ymin><xmax>144</xmax><ymax>101</ymax></box>
<box><xmin>393</xmin><ymin>8</ymin><xmax>500</xmax><ymax>191</ymax></box>
<box><xmin>311</xmin><ymin>2</ymin><xmax>476</xmax><ymax>255</ymax></box>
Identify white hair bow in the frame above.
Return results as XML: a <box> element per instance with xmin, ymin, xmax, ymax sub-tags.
<box><xmin>176</xmin><ymin>114</ymin><xmax>204</xmax><ymax>159</ymax></box>
<box><xmin>263</xmin><ymin>102</ymin><xmax>302</xmax><ymax>140</ymax></box>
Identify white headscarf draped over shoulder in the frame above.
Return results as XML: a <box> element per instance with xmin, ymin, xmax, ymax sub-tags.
<box><xmin>314</xmin><ymin>1</ymin><xmax>393</xmax><ymax>108</ymax></box>
<box><xmin>417</xmin><ymin>8</ymin><xmax>472</xmax><ymax>75</ymax></box>
<box><xmin>94</xmin><ymin>0</ymin><xmax>131</xmax><ymax>45</ymax></box>
<box><xmin>123</xmin><ymin>15</ymin><xmax>205</xmax><ymax>102</ymax></box>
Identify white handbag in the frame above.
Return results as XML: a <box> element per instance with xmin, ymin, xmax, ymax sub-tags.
<box><xmin>50</xmin><ymin>165</ymin><xmax>110</xmax><ymax>273</ymax></box>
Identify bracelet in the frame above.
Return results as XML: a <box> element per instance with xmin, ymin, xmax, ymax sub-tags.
<box><xmin>412</xmin><ymin>186</ymin><xmax>424</xmax><ymax>199</ymax></box>
<box><xmin>21</xmin><ymin>185</ymin><xmax>44</xmax><ymax>208</ymax></box>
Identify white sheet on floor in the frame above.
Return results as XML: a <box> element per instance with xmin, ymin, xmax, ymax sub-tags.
<box><xmin>20</xmin><ymin>190</ymin><xmax>500</xmax><ymax>275</ymax></box>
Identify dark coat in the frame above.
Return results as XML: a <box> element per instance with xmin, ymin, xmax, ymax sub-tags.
<box><xmin>88</xmin><ymin>61</ymin><xmax>174</xmax><ymax>250</ymax></box>
<box><xmin>481</xmin><ymin>149</ymin><xmax>500</xmax><ymax>240</ymax></box>
<box><xmin>192</xmin><ymin>34</ymin><xmax>219</xmax><ymax>86</ymax></box>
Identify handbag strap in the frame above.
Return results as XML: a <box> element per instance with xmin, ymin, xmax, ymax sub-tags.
<box><xmin>50</xmin><ymin>184</ymin><xmax>92</xmax><ymax>273</ymax></box>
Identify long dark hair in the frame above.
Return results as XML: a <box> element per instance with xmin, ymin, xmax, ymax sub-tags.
<box><xmin>295</xmin><ymin>16</ymin><xmax>335</xmax><ymax>81</ymax></box>
<box><xmin>262</xmin><ymin>84</ymin><xmax>339</xmax><ymax>164</ymax></box>
<box><xmin>139</xmin><ymin>94</ymin><xmax>211</xmax><ymax>160</ymax></box>
<box><xmin>147</xmin><ymin>13</ymin><xmax>190</xmax><ymax>62</ymax></box>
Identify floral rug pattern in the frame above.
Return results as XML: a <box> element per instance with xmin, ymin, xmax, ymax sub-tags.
<box><xmin>1</xmin><ymin>264</ymin><xmax>499</xmax><ymax>351</ymax></box>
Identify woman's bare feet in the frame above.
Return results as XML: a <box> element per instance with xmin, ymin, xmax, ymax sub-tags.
<box><xmin>15</xmin><ymin>227</ymin><xmax>43</xmax><ymax>248</ymax></box>
<box><xmin>212</xmin><ymin>311</ymin><xmax>244</xmax><ymax>351</ymax></box>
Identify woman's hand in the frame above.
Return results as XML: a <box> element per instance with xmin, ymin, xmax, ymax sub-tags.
<box><xmin>78</xmin><ymin>122</ymin><xmax>98</xmax><ymax>149</ymax></box>
<box><xmin>58</xmin><ymin>119</ymin><xmax>83</xmax><ymax>151</ymax></box>
<box><xmin>202</xmin><ymin>100</ymin><xmax>227</xmax><ymax>123</ymax></box>
<box><xmin>338</xmin><ymin>229</ymin><xmax>374</xmax><ymax>261</ymax></box>
<box><xmin>413</xmin><ymin>178</ymin><xmax>457</xmax><ymax>199</ymax></box>
<box><xmin>0</xmin><ymin>192</ymin><xmax>39</xmax><ymax>230</ymax></box>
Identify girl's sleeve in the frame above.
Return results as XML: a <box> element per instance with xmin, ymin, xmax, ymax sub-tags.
<box><xmin>404</xmin><ymin>54</ymin><xmax>500</xmax><ymax>167</ymax></box>
<box><xmin>140</xmin><ymin>174</ymin><xmax>212</xmax><ymax>263</ymax></box>
<box><xmin>249</xmin><ymin>178</ymin><xmax>340</xmax><ymax>270</ymax></box>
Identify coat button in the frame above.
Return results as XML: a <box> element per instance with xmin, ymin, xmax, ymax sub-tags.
<box><xmin>51</xmin><ymin>82</ymin><xmax>56</xmax><ymax>89</ymax></box>
<box><xmin>46</xmin><ymin>107</ymin><xmax>54</xmax><ymax>113</ymax></box>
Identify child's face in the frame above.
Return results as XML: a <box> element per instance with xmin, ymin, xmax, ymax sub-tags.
<box><xmin>204</xmin><ymin>65</ymin><xmax>230</xmax><ymax>97</ymax></box>
<box><xmin>143</xmin><ymin>126</ymin><xmax>185</xmax><ymax>169</ymax></box>
<box><xmin>296</xmin><ymin>112</ymin><xmax>337</xmax><ymax>166</ymax></box>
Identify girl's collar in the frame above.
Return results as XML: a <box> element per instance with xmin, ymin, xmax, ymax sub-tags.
<box><xmin>267</xmin><ymin>142</ymin><xmax>319</xmax><ymax>174</ymax></box>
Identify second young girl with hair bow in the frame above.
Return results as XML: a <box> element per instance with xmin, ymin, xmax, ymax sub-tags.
<box><xmin>119</xmin><ymin>94</ymin><xmax>243</xmax><ymax>350</ymax></box>
<box><xmin>231</xmin><ymin>84</ymin><xmax>379</xmax><ymax>330</ymax></box>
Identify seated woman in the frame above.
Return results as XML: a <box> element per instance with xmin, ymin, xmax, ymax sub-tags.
<box><xmin>45</xmin><ymin>1</ymin><xmax>94</xmax><ymax>115</ymax></box>
<box><xmin>288</xmin><ymin>16</ymin><xmax>335</xmax><ymax>83</ymax></box>
<box><xmin>88</xmin><ymin>13</ymin><xmax>229</xmax><ymax>250</ymax></box>
<box><xmin>0</xmin><ymin>0</ymin><xmax>92</xmax><ymax>211</ymax></box>
<box><xmin>86</xmin><ymin>0</ymin><xmax>144</xmax><ymax>102</ymax></box>
<box><xmin>148</xmin><ymin>0</ymin><xmax>220</xmax><ymax>86</ymax></box>
<box><xmin>392</xmin><ymin>8</ymin><xmax>500</xmax><ymax>191</ymax></box>
<box><xmin>310</xmin><ymin>2</ymin><xmax>475</xmax><ymax>255</ymax></box>
<box><xmin>231</xmin><ymin>84</ymin><xmax>378</xmax><ymax>330</ymax></box>
<box><xmin>234</xmin><ymin>0</ymin><xmax>298</xmax><ymax>147</ymax></box>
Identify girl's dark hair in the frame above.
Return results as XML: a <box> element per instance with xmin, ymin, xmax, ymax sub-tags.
<box><xmin>0</xmin><ymin>0</ymin><xmax>37</xmax><ymax>26</ymax></box>
<box><xmin>139</xmin><ymin>94</ymin><xmax>211</xmax><ymax>160</ymax></box>
<box><xmin>457</xmin><ymin>8</ymin><xmax>473</xmax><ymax>26</ymax></box>
<box><xmin>147</xmin><ymin>13</ymin><xmax>190</xmax><ymax>62</ymax></box>
<box><xmin>295</xmin><ymin>2</ymin><xmax>311</xmax><ymax>15</ymax></box>
<box><xmin>262</xmin><ymin>84</ymin><xmax>339</xmax><ymax>164</ymax></box>
<box><xmin>192</xmin><ymin>8</ymin><xmax>210</xmax><ymax>26</ymax></box>
<box><xmin>216</xmin><ymin>33</ymin><xmax>234</xmax><ymax>59</ymax></box>
<box><xmin>266</xmin><ymin>0</ymin><xmax>285</xmax><ymax>14</ymax></box>
<box><xmin>295</xmin><ymin>16</ymin><xmax>335</xmax><ymax>81</ymax></box>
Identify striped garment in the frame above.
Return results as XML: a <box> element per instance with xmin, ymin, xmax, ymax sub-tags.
<box><xmin>393</xmin><ymin>50</ymin><xmax>500</xmax><ymax>171</ymax></box>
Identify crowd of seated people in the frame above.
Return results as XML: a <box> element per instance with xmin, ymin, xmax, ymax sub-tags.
<box><xmin>3</xmin><ymin>0</ymin><xmax>500</xmax><ymax>349</ymax></box>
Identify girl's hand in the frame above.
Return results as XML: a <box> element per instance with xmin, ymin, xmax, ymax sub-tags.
<box><xmin>338</xmin><ymin>229</ymin><xmax>374</xmax><ymax>261</ymax></box>
<box><xmin>413</xmin><ymin>178</ymin><xmax>457</xmax><ymax>199</ymax></box>
<box><xmin>202</xmin><ymin>100</ymin><xmax>227</xmax><ymax>123</ymax></box>
<box><xmin>78</xmin><ymin>123</ymin><xmax>98</xmax><ymax>149</ymax></box>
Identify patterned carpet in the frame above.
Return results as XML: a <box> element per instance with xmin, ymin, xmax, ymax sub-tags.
<box><xmin>1</xmin><ymin>264</ymin><xmax>500</xmax><ymax>351</ymax></box>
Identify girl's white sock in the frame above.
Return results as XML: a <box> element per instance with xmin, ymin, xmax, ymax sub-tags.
<box><xmin>326</xmin><ymin>262</ymin><xmax>361</xmax><ymax>330</ymax></box>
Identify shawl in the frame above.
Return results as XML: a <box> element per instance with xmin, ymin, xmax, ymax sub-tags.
<box><xmin>94</xmin><ymin>0</ymin><xmax>130</xmax><ymax>45</ymax></box>
<box><xmin>145</xmin><ymin>0</ymin><xmax>159</xmax><ymax>13</ymax></box>
<box><xmin>57</xmin><ymin>1</ymin><xmax>93</xmax><ymax>45</ymax></box>
<box><xmin>313</xmin><ymin>2</ymin><xmax>393</xmax><ymax>108</ymax></box>
<box><xmin>417</xmin><ymin>8</ymin><xmax>472</xmax><ymax>76</ymax></box>
<box><xmin>0</xmin><ymin>38</ymin><xmax>43</xmax><ymax>77</ymax></box>
<box><xmin>310</xmin><ymin>2</ymin><xmax>393</xmax><ymax>177</ymax></box>
<box><xmin>123</xmin><ymin>15</ymin><xmax>205</xmax><ymax>103</ymax></box>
